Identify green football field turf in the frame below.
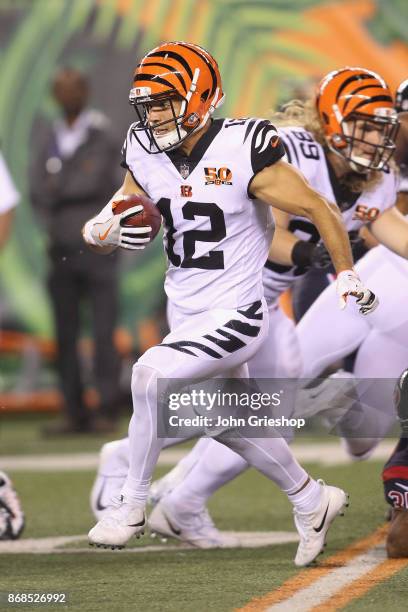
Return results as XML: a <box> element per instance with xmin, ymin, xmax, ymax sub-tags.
<box><xmin>0</xmin><ymin>414</ymin><xmax>132</xmax><ymax>456</ymax></box>
<box><xmin>1</xmin><ymin>458</ymin><xmax>408</xmax><ymax>612</ymax></box>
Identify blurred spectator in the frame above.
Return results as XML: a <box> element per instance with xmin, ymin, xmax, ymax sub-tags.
<box><xmin>29</xmin><ymin>67</ymin><xmax>122</xmax><ymax>435</ymax></box>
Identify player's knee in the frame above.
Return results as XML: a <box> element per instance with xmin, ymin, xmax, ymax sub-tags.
<box><xmin>131</xmin><ymin>363</ymin><xmax>162</xmax><ymax>410</ymax></box>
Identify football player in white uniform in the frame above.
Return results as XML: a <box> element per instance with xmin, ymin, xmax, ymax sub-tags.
<box><xmin>83</xmin><ymin>44</ymin><xmax>376</xmax><ymax>565</ymax></box>
<box><xmin>88</xmin><ymin>66</ymin><xmax>407</xmax><ymax>550</ymax></box>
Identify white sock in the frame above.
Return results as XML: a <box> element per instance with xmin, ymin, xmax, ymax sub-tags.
<box><xmin>286</xmin><ymin>478</ymin><xmax>322</xmax><ymax>514</ymax></box>
<box><xmin>121</xmin><ymin>477</ymin><xmax>151</xmax><ymax>508</ymax></box>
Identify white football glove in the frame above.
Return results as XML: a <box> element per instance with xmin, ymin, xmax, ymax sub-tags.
<box><xmin>85</xmin><ymin>205</ymin><xmax>152</xmax><ymax>251</ymax></box>
<box><xmin>336</xmin><ymin>269</ymin><xmax>379</xmax><ymax>315</ymax></box>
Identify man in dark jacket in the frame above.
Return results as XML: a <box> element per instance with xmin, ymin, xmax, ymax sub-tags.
<box><xmin>30</xmin><ymin>67</ymin><xmax>122</xmax><ymax>434</ymax></box>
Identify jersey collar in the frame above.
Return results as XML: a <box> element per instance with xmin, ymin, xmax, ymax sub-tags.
<box><xmin>165</xmin><ymin>119</ymin><xmax>224</xmax><ymax>178</ymax></box>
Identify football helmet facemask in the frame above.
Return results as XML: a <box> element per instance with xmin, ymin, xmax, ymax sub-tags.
<box><xmin>129</xmin><ymin>41</ymin><xmax>225</xmax><ymax>153</ymax></box>
<box><xmin>316</xmin><ymin>67</ymin><xmax>399</xmax><ymax>173</ymax></box>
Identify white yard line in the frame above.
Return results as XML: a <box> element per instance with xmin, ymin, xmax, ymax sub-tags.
<box><xmin>0</xmin><ymin>440</ymin><xmax>397</xmax><ymax>471</ymax></box>
<box><xmin>0</xmin><ymin>530</ymin><xmax>299</xmax><ymax>554</ymax></box>
<box><xmin>266</xmin><ymin>545</ymin><xmax>386</xmax><ymax>612</ymax></box>
<box><xmin>0</xmin><ymin>449</ymin><xmax>188</xmax><ymax>471</ymax></box>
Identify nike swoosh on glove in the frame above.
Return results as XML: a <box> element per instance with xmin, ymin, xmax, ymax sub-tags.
<box><xmin>336</xmin><ymin>269</ymin><xmax>379</xmax><ymax>315</ymax></box>
<box><xmin>90</xmin><ymin>205</ymin><xmax>152</xmax><ymax>250</ymax></box>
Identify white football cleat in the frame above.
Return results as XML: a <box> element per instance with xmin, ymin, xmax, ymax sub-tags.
<box><xmin>88</xmin><ymin>495</ymin><xmax>145</xmax><ymax>549</ymax></box>
<box><xmin>148</xmin><ymin>498</ymin><xmax>239</xmax><ymax>549</ymax></box>
<box><xmin>293</xmin><ymin>480</ymin><xmax>348</xmax><ymax>567</ymax></box>
<box><xmin>0</xmin><ymin>471</ymin><xmax>25</xmax><ymax>540</ymax></box>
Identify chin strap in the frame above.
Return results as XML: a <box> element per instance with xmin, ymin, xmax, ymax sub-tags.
<box><xmin>154</xmin><ymin>127</ymin><xmax>188</xmax><ymax>151</ymax></box>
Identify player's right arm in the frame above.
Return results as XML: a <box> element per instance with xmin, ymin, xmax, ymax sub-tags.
<box><xmin>251</xmin><ymin>160</ymin><xmax>378</xmax><ymax>313</ymax></box>
<box><xmin>82</xmin><ymin>171</ymin><xmax>149</xmax><ymax>254</ymax></box>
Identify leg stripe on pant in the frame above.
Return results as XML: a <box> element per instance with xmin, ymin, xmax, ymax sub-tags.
<box><xmin>160</xmin><ymin>340</ymin><xmax>223</xmax><ymax>358</ymax></box>
<box><xmin>224</xmin><ymin>320</ymin><xmax>260</xmax><ymax>336</ymax></box>
<box><xmin>160</xmin><ymin>301</ymin><xmax>263</xmax><ymax>359</ymax></box>
<box><xmin>237</xmin><ymin>300</ymin><xmax>263</xmax><ymax>320</ymax></box>
<box><xmin>204</xmin><ymin>331</ymin><xmax>246</xmax><ymax>353</ymax></box>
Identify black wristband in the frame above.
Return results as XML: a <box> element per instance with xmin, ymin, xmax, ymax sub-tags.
<box><xmin>291</xmin><ymin>240</ymin><xmax>315</xmax><ymax>268</ymax></box>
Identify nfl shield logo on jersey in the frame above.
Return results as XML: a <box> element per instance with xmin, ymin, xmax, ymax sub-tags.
<box><xmin>180</xmin><ymin>163</ymin><xmax>190</xmax><ymax>179</ymax></box>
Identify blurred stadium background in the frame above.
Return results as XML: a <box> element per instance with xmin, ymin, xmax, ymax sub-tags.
<box><xmin>1</xmin><ymin>0</ymin><xmax>408</xmax><ymax>416</ymax></box>
<box><xmin>1</xmin><ymin>2</ymin><xmax>408</xmax><ymax>609</ymax></box>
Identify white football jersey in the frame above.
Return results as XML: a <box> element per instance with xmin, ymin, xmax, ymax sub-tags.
<box><xmin>263</xmin><ymin>126</ymin><xmax>398</xmax><ymax>303</ymax></box>
<box><xmin>122</xmin><ymin>118</ymin><xmax>285</xmax><ymax>312</ymax></box>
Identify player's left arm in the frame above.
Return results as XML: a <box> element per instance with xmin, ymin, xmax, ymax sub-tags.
<box><xmin>369</xmin><ymin>206</ymin><xmax>408</xmax><ymax>258</ymax></box>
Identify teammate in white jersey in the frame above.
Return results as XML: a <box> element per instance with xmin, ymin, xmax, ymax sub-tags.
<box><xmin>83</xmin><ymin>43</ymin><xmax>375</xmax><ymax>564</ymax></box>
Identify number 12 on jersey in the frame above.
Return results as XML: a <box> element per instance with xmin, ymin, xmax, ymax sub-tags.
<box><xmin>157</xmin><ymin>198</ymin><xmax>226</xmax><ymax>270</ymax></box>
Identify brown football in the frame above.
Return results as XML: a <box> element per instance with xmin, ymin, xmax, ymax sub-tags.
<box><xmin>112</xmin><ymin>194</ymin><xmax>162</xmax><ymax>241</ymax></box>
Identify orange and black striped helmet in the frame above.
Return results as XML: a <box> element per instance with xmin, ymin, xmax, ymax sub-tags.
<box><xmin>129</xmin><ymin>41</ymin><xmax>225</xmax><ymax>152</ymax></box>
<box><xmin>316</xmin><ymin>67</ymin><xmax>398</xmax><ymax>171</ymax></box>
